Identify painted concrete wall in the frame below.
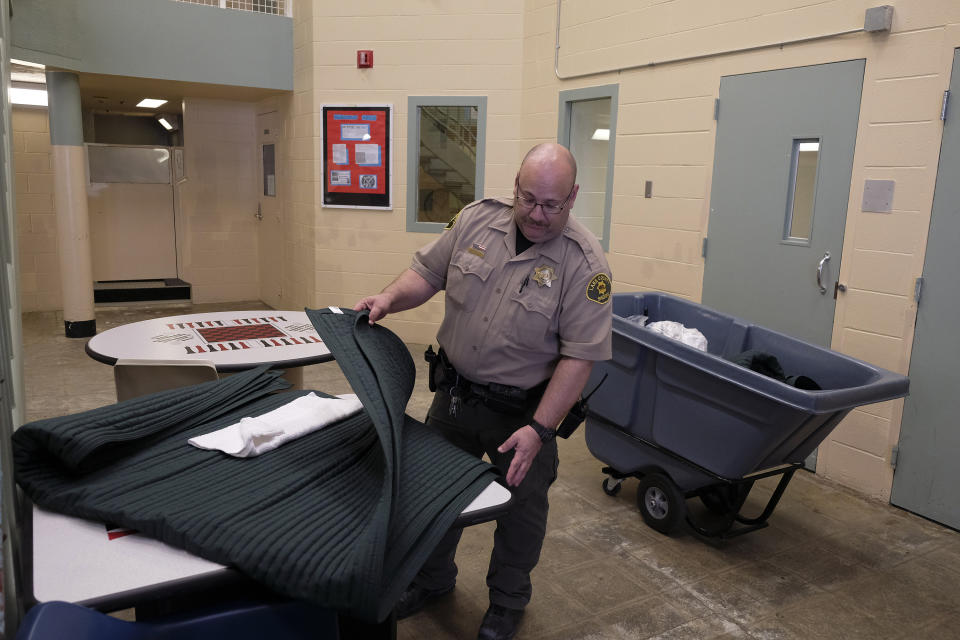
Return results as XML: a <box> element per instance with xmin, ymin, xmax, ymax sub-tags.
<box><xmin>11</xmin><ymin>0</ymin><xmax>292</xmax><ymax>90</ymax></box>
<box><xmin>284</xmin><ymin>0</ymin><xmax>317</xmax><ymax>312</ymax></box>
<box><xmin>289</xmin><ymin>1</ymin><xmax>525</xmax><ymax>343</ymax></box>
<box><xmin>12</xmin><ymin>108</ymin><xmax>60</xmax><ymax>312</ymax></box>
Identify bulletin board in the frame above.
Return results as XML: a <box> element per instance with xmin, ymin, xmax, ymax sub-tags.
<box><xmin>321</xmin><ymin>104</ymin><xmax>392</xmax><ymax>209</ymax></box>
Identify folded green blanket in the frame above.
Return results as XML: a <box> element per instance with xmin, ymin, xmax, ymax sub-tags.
<box><xmin>14</xmin><ymin>310</ymin><xmax>498</xmax><ymax>621</ymax></box>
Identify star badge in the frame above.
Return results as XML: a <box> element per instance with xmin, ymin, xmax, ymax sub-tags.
<box><xmin>533</xmin><ymin>265</ymin><xmax>556</xmax><ymax>288</ymax></box>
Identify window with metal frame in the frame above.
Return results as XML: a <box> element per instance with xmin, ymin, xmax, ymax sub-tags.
<box><xmin>783</xmin><ymin>138</ymin><xmax>820</xmax><ymax>244</ymax></box>
<box><xmin>406</xmin><ymin>96</ymin><xmax>486</xmax><ymax>233</ymax></box>
<box><xmin>171</xmin><ymin>0</ymin><xmax>289</xmax><ymax>17</ymax></box>
<box><xmin>558</xmin><ymin>84</ymin><xmax>618</xmax><ymax>251</ymax></box>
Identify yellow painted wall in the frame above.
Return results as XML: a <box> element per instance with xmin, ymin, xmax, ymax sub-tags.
<box><xmin>12</xmin><ymin>107</ymin><xmax>61</xmax><ymax>312</ymax></box>
<box><xmin>293</xmin><ymin>0</ymin><xmax>525</xmax><ymax>343</ymax></box>
<box><xmin>285</xmin><ymin>0</ymin><xmax>317</xmax><ymax>312</ymax></box>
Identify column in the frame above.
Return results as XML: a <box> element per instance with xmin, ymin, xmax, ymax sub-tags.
<box><xmin>46</xmin><ymin>71</ymin><xmax>95</xmax><ymax>337</ymax></box>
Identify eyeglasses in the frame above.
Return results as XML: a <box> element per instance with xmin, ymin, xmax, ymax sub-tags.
<box><xmin>514</xmin><ymin>185</ymin><xmax>574</xmax><ymax>216</ymax></box>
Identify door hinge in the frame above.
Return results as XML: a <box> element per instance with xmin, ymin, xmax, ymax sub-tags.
<box><xmin>941</xmin><ymin>90</ymin><xmax>950</xmax><ymax>122</ymax></box>
<box><xmin>713</xmin><ymin>98</ymin><xmax>720</xmax><ymax>120</ymax></box>
<box><xmin>890</xmin><ymin>444</ymin><xmax>899</xmax><ymax>469</ymax></box>
<box><xmin>914</xmin><ymin>276</ymin><xmax>924</xmax><ymax>303</ymax></box>
<box><xmin>701</xmin><ymin>237</ymin><xmax>708</xmax><ymax>258</ymax></box>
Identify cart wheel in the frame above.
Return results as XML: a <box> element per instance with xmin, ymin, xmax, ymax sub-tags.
<box><xmin>636</xmin><ymin>473</ymin><xmax>686</xmax><ymax>534</ymax></box>
<box><xmin>602</xmin><ymin>477</ymin><xmax>622</xmax><ymax>496</ymax></box>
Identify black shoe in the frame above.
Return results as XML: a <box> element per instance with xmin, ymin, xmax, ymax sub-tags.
<box><xmin>477</xmin><ymin>603</ymin><xmax>524</xmax><ymax>640</ymax></box>
<box><xmin>394</xmin><ymin>583</ymin><xmax>455</xmax><ymax>619</ymax></box>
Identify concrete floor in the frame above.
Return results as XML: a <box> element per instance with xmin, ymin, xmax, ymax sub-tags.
<box><xmin>19</xmin><ymin>302</ymin><xmax>960</xmax><ymax>639</ymax></box>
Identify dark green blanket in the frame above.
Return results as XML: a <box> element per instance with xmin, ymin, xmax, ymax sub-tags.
<box><xmin>14</xmin><ymin>309</ymin><xmax>498</xmax><ymax>622</ymax></box>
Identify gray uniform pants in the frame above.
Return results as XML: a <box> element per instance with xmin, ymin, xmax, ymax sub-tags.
<box><xmin>412</xmin><ymin>390</ymin><xmax>559</xmax><ymax>610</ymax></box>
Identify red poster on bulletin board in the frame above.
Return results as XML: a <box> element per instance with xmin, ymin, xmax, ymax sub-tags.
<box><xmin>321</xmin><ymin>104</ymin><xmax>392</xmax><ymax>209</ymax></box>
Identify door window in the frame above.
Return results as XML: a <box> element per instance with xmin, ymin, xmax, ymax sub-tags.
<box><xmin>784</xmin><ymin>139</ymin><xmax>820</xmax><ymax>243</ymax></box>
<box><xmin>558</xmin><ymin>84</ymin><xmax>619</xmax><ymax>251</ymax></box>
<box><xmin>262</xmin><ymin>143</ymin><xmax>276</xmax><ymax>197</ymax></box>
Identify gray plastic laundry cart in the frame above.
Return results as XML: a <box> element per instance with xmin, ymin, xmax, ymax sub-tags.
<box><xmin>584</xmin><ymin>293</ymin><xmax>910</xmax><ymax>538</ymax></box>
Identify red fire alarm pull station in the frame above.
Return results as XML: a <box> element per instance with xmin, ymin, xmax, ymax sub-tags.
<box><xmin>357</xmin><ymin>50</ymin><xmax>373</xmax><ymax>68</ymax></box>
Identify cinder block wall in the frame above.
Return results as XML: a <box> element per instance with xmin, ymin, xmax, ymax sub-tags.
<box><xmin>12</xmin><ymin>107</ymin><xmax>61</xmax><ymax>312</ymax></box>
<box><xmin>292</xmin><ymin>1</ymin><xmax>525</xmax><ymax>344</ymax></box>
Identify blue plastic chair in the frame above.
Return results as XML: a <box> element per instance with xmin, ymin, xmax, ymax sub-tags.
<box><xmin>16</xmin><ymin>600</ymin><xmax>339</xmax><ymax>640</ymax></box>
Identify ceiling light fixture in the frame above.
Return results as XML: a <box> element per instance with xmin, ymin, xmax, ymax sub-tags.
<box><xmin>155</xmin><ymin>114</ymin><xmax>179</xmax><ymax>132</ymax></box>
<box><xmin>11</xmin><ymin>58</ymin><xmax>45</xmax><ymax>69</ymax></box>
<box><xmin>10</xmin><ymin>86</ymin><xmax>48</xmax><ymax>106</ymax></box>
<box><xmin>137</xmin><ymin>98</ymin><xmax>168</xmax><ymax>109</ymax></box>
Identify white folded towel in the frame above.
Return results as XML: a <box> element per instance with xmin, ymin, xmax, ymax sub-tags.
<box><xmin>188</xmin><ymin>392</ymin><xmax>363</xmax><ymax>457</ymax></box>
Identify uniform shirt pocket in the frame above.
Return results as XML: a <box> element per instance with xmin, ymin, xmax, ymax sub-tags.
<box><xmin>446</xmin><ymin>252</ymin><xmax>495</xmax><ymax>312</ymax></box>
<box><xmin>508</xmin><ymin>284</ymin><xmax>559</xmax><ymax>346</ymax></box>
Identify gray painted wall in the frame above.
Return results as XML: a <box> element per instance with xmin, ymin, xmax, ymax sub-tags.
<box><xmin>11</xmin><ymin>0</ymin><xmax>292</xmax><ymax>91</ymax></box>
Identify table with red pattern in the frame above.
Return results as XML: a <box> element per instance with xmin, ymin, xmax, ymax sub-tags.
<box><xmin>85</xmin><ymin>310</ymin><xmax>334</xmax><ymax>376</ymax></box>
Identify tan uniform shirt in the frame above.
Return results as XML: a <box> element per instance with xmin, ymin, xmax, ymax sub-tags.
<box><xmin>411</xmin><ymin>197</ymin><xmax>613</xmax><ymax>389</ymax></box>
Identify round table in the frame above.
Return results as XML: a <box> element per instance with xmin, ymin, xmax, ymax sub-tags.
<box><xmin>85</xmin><ymin>310</ymin><xmax>333</xmax><ymax>390</ymax></box>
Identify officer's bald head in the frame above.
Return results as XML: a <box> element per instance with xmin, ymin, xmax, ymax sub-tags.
<box><xmin>518</xmin><ymin>143</ymin><xmax>578</xmax><ymax>191</ymax></box>
<box><xmin>513</xmin><ymin>143</ymin><xmax>580</xmax><ymax>243</ymax></box>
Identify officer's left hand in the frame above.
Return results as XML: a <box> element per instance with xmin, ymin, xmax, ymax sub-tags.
<box><xmin>498</xmin><ymin>426</ymin><xmax>542</xmax><ymax>487</ymax></box>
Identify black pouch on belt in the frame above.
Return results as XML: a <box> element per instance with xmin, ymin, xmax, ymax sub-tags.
<box><xmin>424</xmin><ymin>345</ymin><xmax>440</xmax><ymax>392</ymax></box>
<box><xmin>555</xmin><ymin>398</ymin><xmax>588</xmax><ymax>439</ymax></box>
<box><xmin>425</xmin><ymin>345</ymin><xmax>460</xmax><ymax>393</ymax></box>
<box><xmin>554</xmin><ymin>373</ymin><xmax>608</xmax><ymax>439</ymax></box>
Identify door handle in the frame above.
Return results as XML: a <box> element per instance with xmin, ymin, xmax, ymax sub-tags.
<box><xmin>817</xmin><ymin>251</ymin><xmax>831</xmax><ymax>294</ymax></box>
<box><xmin>255</xmin><ymin>202</ymin><xmax>263</xmax><ymax>221</ymax></box>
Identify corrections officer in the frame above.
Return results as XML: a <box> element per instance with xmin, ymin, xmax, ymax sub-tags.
<box><xmin>354</xmin><ymin>143</ymin><xmax>612</xmax><ymax>640</ymax></box>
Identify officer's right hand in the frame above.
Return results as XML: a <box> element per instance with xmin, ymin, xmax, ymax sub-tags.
<box><xmin>353</xmin><ymin>294</ymin><xmax>391</xmax><ymax>324</ymax></box>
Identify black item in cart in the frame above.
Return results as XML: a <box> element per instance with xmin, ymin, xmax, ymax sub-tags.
<box><xmin>585</xmin><ymin>292</ymin><xmax>910</xmax><ymax>538</ymax></box>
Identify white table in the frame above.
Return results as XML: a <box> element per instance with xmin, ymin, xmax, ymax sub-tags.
<box><xmin>28</xmin><ymin>482</ymin><xmax>512</xmax><ymax>611</ymax></box>
<box><xmin>85</xmin><ymin>310</ymin><xmax>333</xmax><ymax>389</ymax></box>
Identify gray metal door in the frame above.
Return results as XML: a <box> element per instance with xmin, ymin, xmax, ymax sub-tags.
<box><xmin>890</xmin><ymin>49</ymin><xmax>960</xmax><ymax>529</ymax></box>
<box><xmin>703</xmin><ymin>61</ymin><xmax>865</xmax><ymax>346</ymax></box>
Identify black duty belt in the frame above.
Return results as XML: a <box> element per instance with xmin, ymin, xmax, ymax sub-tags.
<box><xmin>423</xmin><ymin>345</ymin><xmax>605</xmax><ymax>438</ymax></box>
<box><xmin>424</xmin><ymin>346</ymin><xmax>546</xmax><ymax>417</ymax></box>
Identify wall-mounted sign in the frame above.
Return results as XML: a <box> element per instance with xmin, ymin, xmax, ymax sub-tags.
<box><xmin>321</xmin><ymin>104</ymin><xmax>392</xmax><ymax>209</ymax></box>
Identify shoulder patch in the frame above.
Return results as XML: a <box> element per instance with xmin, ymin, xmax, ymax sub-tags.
<box><xmin>586</xmin><ymin>273</ymin><xmax>612</xmax><ymax>305</ymax></box>
<box><xmin>444</xmin><ymin>211</ymin><xmax>460</xmax><ymax>229</ymax></box>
